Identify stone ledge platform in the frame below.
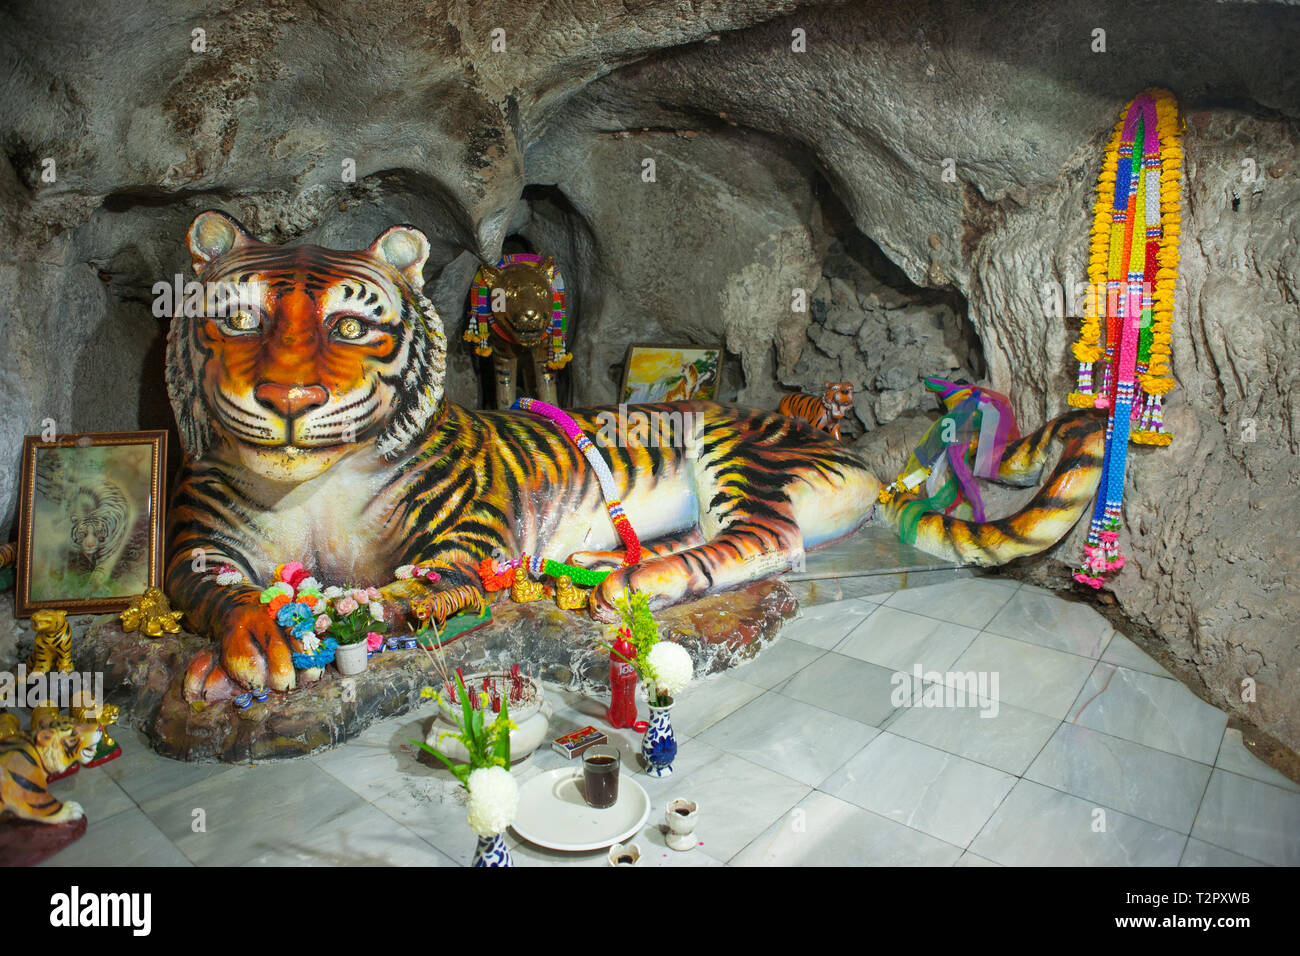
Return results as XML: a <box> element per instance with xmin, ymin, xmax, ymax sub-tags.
<box><xmin>77</xmin><ymin>580</ymin><xmax>797</xmax><ymax>763</ymax></box>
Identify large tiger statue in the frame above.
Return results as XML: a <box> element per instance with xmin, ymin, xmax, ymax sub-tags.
<box><xmin>165</xmin><ymin>211</ymin><xmax>1103</xmax><ymax>702</ymax></box>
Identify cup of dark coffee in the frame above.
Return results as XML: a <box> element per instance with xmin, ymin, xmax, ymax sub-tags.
<box><xmin>581</xmin><ymin>745</ymin><xmax>620</xmax><ymax>808</ymax></box>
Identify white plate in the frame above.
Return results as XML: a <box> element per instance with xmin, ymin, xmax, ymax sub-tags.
<box><xmin>511</xmin><ymin>768</ymin><xmax>651</xmax><ymax>852</ymax></box>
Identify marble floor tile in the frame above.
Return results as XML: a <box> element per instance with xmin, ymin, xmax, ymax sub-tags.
<box><xmin>1069</xmin><ymin>663</ymin><xmax>1227</xmax><ymax>764</ymax></box>
<box><xmin>100</xmin><ymin>727</ymin><xmax>235</xmax><ymax>805</ymax></box>
<box><xmin>837</xmin><ymin>606</ymin><xmax>980</xmax><ymax>673</ymax></box>
<box><xmin>138</xmin><ymin>758</ymin><xmax>368</xmax><ymax>866</ymax></box>
<box><xmin>1025</xmin><ymin>722</ymin><xmax>1212</xmax><ymax>833</ymax></box>
<box><xmin>1099</xmin><ymin>632</ymin><xmax>1171</xmax><ymax>678</ymax></box>
<box><xmin>884</xmin><ymin>577</ymin><xmax>1019</xmax><ymax>630</ymax></box>
<box><xmin>730</xmin><ymin>636</ymin><xmax>825</xmax><ymax>688</ymax></box>
<box><xmin>311</xmin><ymin>712</ymin><xmax>439</xmax><ymax>802</ymax></box>
<box><xmin>954</xmin><ymin>851</ymin><xmax>1003</xmax><ymax>866</ymax></box>
<box><xmin>821</xmin><ymin>732</ymin><xmax>1016</xmax><ymax>847</ymax></box>
<box><xmin>780</xmin><ymin>598</ymin><xmax>880</xmax><ymax>649</ymax></box>
<box><xmin>662</xmin><ymin>674</ymin><xmax>764</xmax><ymax>738</ymax></box>
<box><xmin>886</xmin><ymin>685</ymin><xmax>1060</xmax><ymax>775</ymax></box>
<box><xmin>969</xmin><ymin>779</ymin><xmax>1186</xmax><ymax>866</ymax></box>
<box><xmin>700</xmin><ymin>692</ymin><xmax>879</xmax><ymax>787</ymax></box>
<box><xmin>984</xmin><ymin>587</ymin><xmax>1113</xmax><ymax>658</ymax></box>
<box><xmin>41</xmin><ymin>806</ymin><xmax>191</xmax><ymax>867</ymax></box>
<box><xmin>371</xmin><ymin>772</ymin><xmax>484</xmax><ymax>866</ymax></box>
<box><xmin>642</xmin><ymin>752</ymin><xmax>809</xmax><ymax>861</ymax></box>
<box><xmin>730</xmin><ymin>791</ymin><xmax>963</xmax><ymax>866</ymax></box>
<box><xmin>1190</xmin><ymin>769</ymin><xmax>1300</xmax><ymax>867</ymax></box>
<box><xmin>47</xmin><ymin>760</ymin><xmax>136</xmax><ymax>823</ymax></box>
<box><xmin>943</xmin><ymin>632</ymin><xmax>1098</xmax><ymax>720</ymax></box>
<box><xmin>775</xmin><ymin>651</ymin><xmax>905</xmax><ymax>727</ymax></box>
<box><xmin>1214</xmin><ymin>728</ymin><xmax>1300</xmax><ymax>793</ymax></box>
<box><xmin>241</xmin><ymin>801</ymin><xmax>459</xmax><ymax>866</ymax></box>
<box><xmin>1179</xmin><ymin>837</ymin><xmax>1269</xmax><ymax>867</ymax></box>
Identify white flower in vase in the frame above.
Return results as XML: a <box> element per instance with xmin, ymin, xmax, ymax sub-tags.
<box><xmin>645</xmin><ymin>641</ymin><xmax>693</xmax><ymax>703</ymax></box>
<box><xmin>466</xmin><ymin>766</ymin><xmax>520</xmax><ymax>837</ymax></box>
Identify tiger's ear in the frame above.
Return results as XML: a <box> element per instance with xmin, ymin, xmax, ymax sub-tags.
<box><xmin>369</xmin><ymin>224</ymin><xmax>430</xmax><ymax>289</ymax></box>
<box><xmin>539</xmin><ymin>255</ymin><xmax>556</xmax><ymax>282</ymax></box>
<box><xmin>187</xmin><ymin>210</ymin><xmax>256</xmax><ymax>276</ymax></box>
<box><xmin>33</xmin><ymin>729</ymin><xmax>57</xmax><ymax>748</ymax></box>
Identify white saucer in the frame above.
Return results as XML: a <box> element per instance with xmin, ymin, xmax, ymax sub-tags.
<box><xmin>511</xmin><ymin>768</ymin><xmax>651</xmax><ymax>852</ymax></box>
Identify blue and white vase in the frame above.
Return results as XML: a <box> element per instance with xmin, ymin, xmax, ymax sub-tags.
<box><xmin>641</xmin><ymin>702</ymin><xmax>677</xmax><ymax>777</ymax></box>
<box><xmin>472</xmin><ymin>832</ymin><xmax>512</xmax><ymax>867</ymax></box>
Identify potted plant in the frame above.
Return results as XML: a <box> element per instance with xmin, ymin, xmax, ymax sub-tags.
<box><xmin>411</xmin><ymin>638</ymin><xmax>519</xmax><ymax>867</ymax></box>
<box><xmin>323</xmin><ymin>587</ymin><xmax>387</xmax><ymax>676</ymax></box>
<box><xmin>600</xmin><ymin>590</ymin><xmax>694</xmax><ymax>777</ymax></box>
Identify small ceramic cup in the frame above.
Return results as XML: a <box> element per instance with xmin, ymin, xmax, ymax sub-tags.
<box><xmin>665</xmin><ymin>798</ymin><xmax>699</xmax><ymax>851</ymax></box>
<box><xmin>608</xmin><ymin>842</ymin><xmax>641</xmax><ymax>866</ymax></box>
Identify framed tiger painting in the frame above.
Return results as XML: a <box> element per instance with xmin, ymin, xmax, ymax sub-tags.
<box><xmin>15</xmin><ymin>430</ymin><xmax>167</xmax><ymax>617</ymax></box>
<box><xmin>619</xmin><ymin>343</ymin><xmax>724</xmax><ymax>404</ymax></box>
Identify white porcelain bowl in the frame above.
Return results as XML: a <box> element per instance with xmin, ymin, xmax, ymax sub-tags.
<box><xmin>425</xmin><ymin>673</ymin><xmax>549</xmax><ymax>763</ymax></box>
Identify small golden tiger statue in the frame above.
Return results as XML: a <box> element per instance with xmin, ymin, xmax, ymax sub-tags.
<box><xmin>28</xmin><ymin>609</ymin><xmax>73</xmax><ymax>675</ymax></box>
<box><xmin>0</xmin><ymin>712</ymin><xmax>102</xmax><ymax>824</ymax></box>
<box><xmin>120</xmin><ymin>586</ymin><xmax>184</xmax><ymax>637</ymax></box>
<box><xmin>778</xmin><ymin>381</ymin><xmax>855</xmax><ymax>442</ymax></box>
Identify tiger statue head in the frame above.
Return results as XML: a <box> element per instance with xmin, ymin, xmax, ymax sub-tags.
<box><xmin>166</xmin><ymin>210</ymin><xmax>447</xmax><ymax>483</ymax></box>
<box><xmin>821</xmin><ymin>381</ymin><xmax>855</xmax><ymax>417</ymax></box>
<box><xmin>30</xmin><ymin>713</ymin><xmax>103</xmax><ymax>774</ymax></box>
<box><xmin>476</xmin><ymin>256</ymin><xmax>557</xmax><ymax>346</ymax></box>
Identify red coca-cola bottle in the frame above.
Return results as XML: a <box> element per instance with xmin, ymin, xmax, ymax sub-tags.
<box><xmin>608</xmin><ymin>629</ymin><xmax>639</xmax><ymax>729</ymax></box>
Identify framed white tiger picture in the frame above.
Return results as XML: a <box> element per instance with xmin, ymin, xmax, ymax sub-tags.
<box><xmin>16</xmin><ymin>431</ymin><xmax>167</xmax><ymax>617</ymax></box>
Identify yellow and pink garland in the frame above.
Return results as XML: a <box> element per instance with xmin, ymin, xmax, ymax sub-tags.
<box><xmin>1068</xmin><ymin>89</ymin><xmax>1184</xmax><ymax>589</ymax></box>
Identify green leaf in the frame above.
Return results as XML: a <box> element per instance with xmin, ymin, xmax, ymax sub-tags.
<box><xmin>492</xmin><ymin>693</ymin><xmax>511</xmax><ymax>765</ymax></box>
<box><xmin>408</xmin><ymin>737</ymin><xmax>470</xmax><ymax>785</ymax></box>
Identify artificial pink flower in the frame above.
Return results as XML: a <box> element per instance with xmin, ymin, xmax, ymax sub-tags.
<box><xmin>350</xmin><ymin>589</ymin><xmax>371</xmax><ymax>605</ymax></box>
<box><xmin>366</xmin><ymin>587</ymin><xmax>382</xmax><ymax>601</ymax></box>
<box><xmin>315</xmin><ymin>614</ymin><xmax>332</xmax><ymax>634</ymax></box>
<box><xmin>366</xmin><ymin>631</ymin><xmax>384</xmax><ymax>651</ymax></box>
<box><xmin>336</xmin><ymin>597</ymin><xmax>358</xmax><ymax>615</ymax></box>
<box><xmin>280</xmin><ymin>561</ymin><xmax>304</xmax><ymax>583</ymax></box>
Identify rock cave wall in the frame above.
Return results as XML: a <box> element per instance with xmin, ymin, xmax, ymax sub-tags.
<box><xmin>1</xmin><ymin>0</ymin><xmax>1297</xmax><ymax>750</ymax></box>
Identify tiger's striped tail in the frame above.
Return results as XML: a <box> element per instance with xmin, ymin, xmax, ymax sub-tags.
<box><xmin>876</xmin><ymin>410</ymin><xmax>1106</xmax><ymax>566</ymax></box>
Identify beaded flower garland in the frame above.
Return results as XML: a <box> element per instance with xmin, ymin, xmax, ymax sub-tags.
<box><xmin>1067</xmin><ymin>89</ymin><xmax>1183</xmax><ymax>588</ymax></box>
<box><xmin>463</xmin><ymin>253</ymin><xmax>571</xmax><ymax>371</ymax></box>
<box><xmin>477</xmin><ymin>398</ymin><xmax>645</xmax><ymax>597</ymax></box>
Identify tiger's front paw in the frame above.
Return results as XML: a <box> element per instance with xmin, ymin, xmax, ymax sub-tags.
<box><xmin>183</xmin><ymin>606</ymin><xmax>295</xmax><ymax>701</ymax></box>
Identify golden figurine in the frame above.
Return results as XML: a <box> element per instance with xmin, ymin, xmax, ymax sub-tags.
<box><xmin>554</xmin><ymin>574</ymin><xmax>588</xmax><ymax>611</ymax></box>
<box><xmin>29</xmin><ymin>701</ymin><xmax>61</xmax><ymax>727</ymax></box>
<box><xmin>28</xmin><ymin>610</ymin><xmax>73</xmax><ymax>675</ymax></box>
<box><xmin>510</xmin><ymin>573</ymin><xmax>544</xmax><ymax>603</ymax></box>
<box><xmin>0</xmin><ymin>712</ymin><xmax>20</xmax><ymax>739</ymax></box>
<box><xmin>68</xmin><ymin>695</ymin><xmax>121</xmax><ymax>764</ymax></box>
<box><xmin>120</xmin><ymin>587</ymin><xmax>184</xmax><ymax>637</ymax></box>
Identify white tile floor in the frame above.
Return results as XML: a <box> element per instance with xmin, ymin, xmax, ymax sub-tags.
<box><xmin>37</xmin><ymin>576</ymin><xmax>1300</xmax><ymax>867</ymax></box>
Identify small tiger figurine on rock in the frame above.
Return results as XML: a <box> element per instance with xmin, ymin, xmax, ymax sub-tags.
<box><xmin>28</xmin><ymin>609</ymin><xmax>73</xmax><ymax>676</ymax></box>
<box><xmin>0</xmin><ymin>713</ymin><xmax>102</xmax><ymax>824</ymax></box>
<box><xmin>778</xmin><ymin>382</ymin><xmax>855</xmax><ymax>441</ymax></box>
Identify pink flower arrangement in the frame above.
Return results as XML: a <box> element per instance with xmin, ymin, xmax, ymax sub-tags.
<box><xmin>366</xmin><ymin>632</ymin><xmax>385</xmax><ymax>651</ymax></box>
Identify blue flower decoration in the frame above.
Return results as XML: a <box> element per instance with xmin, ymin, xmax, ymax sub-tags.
<box><xmin>292</xmin><ymin>637</ymin><xmax>337</xmax><ymax>670</ymax></box>
<box><xmin>276</xmin><ymin>601</ymin><xmax>314</xmax><ymax>632</ymax></box>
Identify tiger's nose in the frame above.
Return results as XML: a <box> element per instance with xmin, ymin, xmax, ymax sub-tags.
<box><xmin>254</xmin><ymin>383</ymin><xmax>329</xmax><ymax>417</ymax></box>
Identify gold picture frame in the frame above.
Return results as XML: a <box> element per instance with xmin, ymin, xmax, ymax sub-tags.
<box><xmin>619</xmin><ymin>343</ymin><xmax>724</xmax><ymax>404</ymax></box>
<box><xmin>15</xmin><ymin>430</ymin><xmax>167</xmax><ymax>617</ymax></box>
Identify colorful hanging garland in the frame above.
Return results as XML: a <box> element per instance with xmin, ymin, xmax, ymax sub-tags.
<box><xmin>878</xmin><ymin>378</ymin><xmax>1019</xmax><ymax>544</ymax></box>
<box><xmin>478</xmin><ymin>398</ymin><xmax>644</xmax><ymax>596</ymax></box>
<box><xmin>1066</xmin><ymin>89</ymin><xmax>1183</xmax><ymax>588</ymax></box>
<box><xmin>464</xmin><ymin>253</ymin><xmax>572</xmax><ymax>371</ymax></box>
